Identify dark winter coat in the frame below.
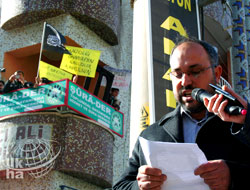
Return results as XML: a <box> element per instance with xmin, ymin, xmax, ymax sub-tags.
<box><xmin>113</xmin><ymin>105</ymin><xmax>250</xmax><ymax>190</ymax></box>
<box><xmin>3</xmin><ymin>80</ymin><xmax>33</xmax><ymax>93</ymax></box>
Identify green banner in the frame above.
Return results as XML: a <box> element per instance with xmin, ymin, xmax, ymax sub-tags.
<box><xmin>68</xmin><ymin>81</ymin><xmax>123</xmax><ymax>137</ymax></box>
<box><xmin>0</xmin><ymin>80</ymin><xmax>123</xmax><ymax>137</ymax></box>
<box><xmin>0</xmin><ymin>80</ymin><xmax>66</xmax><ymax>117</ymax></box>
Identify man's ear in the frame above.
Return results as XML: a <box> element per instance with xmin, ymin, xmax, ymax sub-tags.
<box><xmin>214</xmin><ymin>65</ymin><xmax>222</xmax><ymax>84</ymax></box>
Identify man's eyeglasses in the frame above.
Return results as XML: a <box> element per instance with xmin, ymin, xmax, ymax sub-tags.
<box><xmin>169</xmin><ymin>66</ymin><xmax>214</xmax><ymax>79</ymax></box>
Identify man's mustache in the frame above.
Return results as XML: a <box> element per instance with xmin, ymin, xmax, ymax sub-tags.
<box><xmin>179</xmin><ymin>85</ymin><xmax>194</xmax><ymax>96</ymax></box>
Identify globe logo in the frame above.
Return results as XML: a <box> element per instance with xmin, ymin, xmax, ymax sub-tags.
<box><xmin>2</xmin><ymin>138</ymin><xmax>61</xmax><ymax>178</ymax></box>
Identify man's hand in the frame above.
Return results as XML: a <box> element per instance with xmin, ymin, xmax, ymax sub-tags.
<box><xmin>194</xmin><ymin>160</ymin><xmax>231</xmax><ymax>190</ymax></box>
<box><xmin>17</xmin><ymin>75</ymin><xmax>25</xmax><ymax>85</ymax></box>
<box><xmin>204</xmin><ymin>85</ymin><xmax>247</xmax><ymax>124</ymax></box>
<box><xmin>8</xmin><ymin>74</ymin><xmax>16</xmax><ymax>82</ymax></box>
<box><xmin>137</xmin><ymin>165</ymin><xmax>167</xmax><ymax>190</ymax></box>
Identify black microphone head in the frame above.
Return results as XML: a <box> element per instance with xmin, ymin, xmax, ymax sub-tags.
<box><xmin>191</xmin><ymin>88</ymin><xmax>206</xmax><ymax>103</ymax></box>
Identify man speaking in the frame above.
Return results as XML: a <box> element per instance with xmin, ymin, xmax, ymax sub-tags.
<box><xmin>113</xmin><ymin>37</ymin><xmax>250</xmax><ymax>190</ymax></box>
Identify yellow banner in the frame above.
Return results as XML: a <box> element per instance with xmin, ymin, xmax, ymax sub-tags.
<box><xmin>60</xmin><ymin>46</ymin><xmax>101</xmax><ymax>78</ymax></box>
<box><xmin>39</xmin><ymin>61</ymin><xmax>73</xmax><ymax>81</ymax></box>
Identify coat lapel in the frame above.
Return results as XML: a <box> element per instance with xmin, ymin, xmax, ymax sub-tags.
<box><xmin>159</xmin><ymin>106</ymin><xmax>184</xmax><ymax>143</ymax></box>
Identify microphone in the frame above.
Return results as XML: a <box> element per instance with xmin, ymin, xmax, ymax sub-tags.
<box><xmin>191</xmin><ymin>88</ymin><xmax>247</xmax><ymax>115</ymax></box>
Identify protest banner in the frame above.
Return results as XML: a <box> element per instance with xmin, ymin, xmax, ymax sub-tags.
<box><xmin>102</xmin><ymin>66</ymin><xmax>131</xmax><ymax>90</ymax></box>
<box><xmin>60</xmin><ymin>46</ymin><xmax>101</xmax><ymax>78</ymax></box>
<box><xmin>36</xmin><ymin>22</ymin><xmax>71</xmax><ymax>77</ymax></box>
<box><xmin>39</xmin><ymin>61</ymin><xmax>73</xmax><ymax>81</ymax></box>
<box><xmin>42</xmin><ymin>22</ymin><xmax>70</xmax><ymax>55</ymax></box>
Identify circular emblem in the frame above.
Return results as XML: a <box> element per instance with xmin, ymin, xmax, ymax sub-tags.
<box><xmin>45</xmin><ymin>84</ymin><xmax>63</xmax><ymax>105</ymax></box>
<box><xmin>111</xmin><ymin>111</ymin><xmax>122</xmax><ymax>133</ymax></box>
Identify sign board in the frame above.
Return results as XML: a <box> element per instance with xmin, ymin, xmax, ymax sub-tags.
<box><xmin>0</xmin><ymin>80</ymin><xmax>123</xmax><ymax>137</ymax></box>
<box><xmin>149</xmin><ymin>0</ymin><xmax>199</xmax><ymax>120</ymax></box>
<box><xmin>103</xmin><ymin>66</ymin><xmax>131</xmax><ymax>90</ymax></box>
<box><xmin>0</xmin><ymin>124</ymin><xmax>53</xmax><ymax>166</ymax></box>
<box><xmin>67</xmin><ymin>81</ymin><xmax>124</xmax><ymax>137</ymax></box>
<box><xmin>0</xmin><ymin>80</ymin><xmax>67</xmax><ymax>116</ymax></box>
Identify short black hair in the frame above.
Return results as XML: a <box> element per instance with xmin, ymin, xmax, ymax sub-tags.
<box><xmin>41</xmin><ymin>77</ymin><xmax>51</xmax><ymax>84</ymax></box>
<box><xmin>0</xmin><ymin>80</ymin><xmax>5</xmax><ymax>85</ymax></box>
<box><xmin>170</xmin><ymin>36</ymin><xmax>219</xmax><ymax>67</ymax></box>
<box><xmin>111</xmin><ymin>88</ymin><xmax>119</xmax><ymax>92</ymax></box>
<box><xmin>15</xmin><ymin>70</ymin><xmax>24</xmax><ymax>76</ymax></box>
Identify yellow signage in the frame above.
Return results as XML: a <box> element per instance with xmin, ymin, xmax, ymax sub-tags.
<box><xmin>162</xmin><ymin>68</ymin><xmax>172</xmax><ymax>81</ymax></box>
<box><xmin>166</xmin><ymin>89</ymin><xmax>176</xmax><ymax>108</ymax></box>
<box><xmin>60</xmin><ymin>46</ymin><xmax>101</xmax><ymax>78</ymax></box>
<box><xmin>160</xmin><ymin>16</ymin><xmax>188</xmax><ymax>37</ymax></box>
<box><xmin>140</xmin><ymin>103</ymin><xmax>150</xmax><ymax>130</ymax></box>
<box><xmin>39</xmin><ymin>61</ymin><xmax>73</xmax><ymax>81</ymax></box>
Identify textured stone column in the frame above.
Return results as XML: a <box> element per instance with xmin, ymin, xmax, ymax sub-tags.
<box><xmin>0</xmin><ymin>0</ymin><xmax>120</xmax><ymax>45</ymax></box>
<box><xmin>230</xmin><ymin>0</ymin><xmax>250</xmax><ymax>100</ymax></box>
<box><xmin>245</xmin><ymin>0</ymin><xmax>250</xmax><ymax>97</ymax></box>
<box><xmin>0</xmin><ymin>112</ymin><xmax>114</xmax><ymax>189</ymax></box>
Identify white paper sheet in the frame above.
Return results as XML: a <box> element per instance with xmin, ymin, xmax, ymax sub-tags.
<box><xmin>139</xmin><ymin>137</ymin><xmax>210</xmax><ymax>190</ymax></box>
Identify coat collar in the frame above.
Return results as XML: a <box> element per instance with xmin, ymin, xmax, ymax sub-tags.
<box><xmin>158</xmin><ymin>105</ymin><xmax>184</xmax><ymax>142</ymax></box>
<box><xmin>157</xmin><ymin>105</ymin><xmax>218</xmax><ymax>143</ymax></box>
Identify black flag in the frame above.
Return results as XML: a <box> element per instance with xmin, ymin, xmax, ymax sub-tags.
<box><xmin>42</xmin><ymin>23</ymin><xmax>71</xmax><ymax>54</ymax></box>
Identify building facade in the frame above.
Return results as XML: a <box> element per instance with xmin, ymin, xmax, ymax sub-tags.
<box><xmin>0</xmin><ymin>0</ymin><xmax>133</xmax><ymax>189</ymax></box>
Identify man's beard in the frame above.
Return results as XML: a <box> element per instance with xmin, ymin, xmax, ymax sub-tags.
<box><xmin>181</xmin><ymin>100</ymin><xmax>206</xmax><ymax>114</ymax></box>
<box><xmin>178</xmin><ymin>85</ymin><xmax>208</xmax><ymax>114</ymax></box>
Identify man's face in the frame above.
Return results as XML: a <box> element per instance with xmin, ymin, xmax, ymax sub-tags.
<box><xmin>15</xmin><ymin>72</ymin><xmax>24</xmax><ymax>81</ymax></box>
<box><xmin>170</xmin><ymin>42</ymin><xmax>221</xmax><ymax>114</ymax></box>
<box><xmin>112</xmin><ymin>90</ymin><xmax>119</xmax><ymax>97</ymax></box>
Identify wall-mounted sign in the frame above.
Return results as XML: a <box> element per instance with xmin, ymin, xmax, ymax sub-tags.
<box><xmin>0</xmin><ymin>124</ymin><xmax>61</xmax><ymax>179</ymax></box>
<box><xmin>0</xmin><ymin>80</ymin><xmax>123</xmax><ymax>137</ymax></box>
<box><xmin>67</xmin><ymin>81</ymin><xmax>124</xmax><ymax>137</ymax></box>
<box><xmin>149</xmin><ymin>0</ymin><xmax>199</xmax><ymax>120</ymax></box>
<box><xmin>103</xmin><ymin>66</ymin><xmax>131</xmax><ymax>90</ymax></box>
<box><xmin>0</xmin><ymin>80</ymin><xmax>66</xmax><ymax>116</ymax></box>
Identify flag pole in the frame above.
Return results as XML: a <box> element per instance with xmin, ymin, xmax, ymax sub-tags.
<box><xmin>36</xmin><ymin>22</ymin><xmax>47</xmax><ymax>78</ymax></box>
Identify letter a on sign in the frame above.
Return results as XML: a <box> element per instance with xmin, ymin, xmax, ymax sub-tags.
<box><xmin>160</xmin><ymin>16</ymin><xmax>188</xmax><ymax>37</ymax></box>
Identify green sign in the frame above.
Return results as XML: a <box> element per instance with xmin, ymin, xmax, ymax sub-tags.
<box><xmin>0</xmin><ymin>80</ymin><xmax>123</xmax><ymax>137</ymax></box>
<box><xmin>68</xmin><ymin>81</ymin><xmax>123</xmax><ymax>137</ymax></box>
<box><xmin>0</xmin><ymin>80</ymin><xmax>66</xmax><ymax>117</ymax></box>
